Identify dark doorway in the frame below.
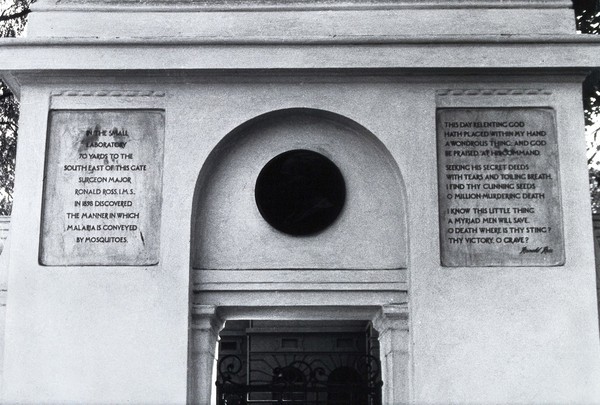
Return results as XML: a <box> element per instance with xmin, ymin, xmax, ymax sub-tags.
<box><xmin>216</xmin><ymin>320</ymin><xmax>382</xmax><ymax>405</ymax></box>
<box><xmin>328</xmin><ymin>366</ymin><xmax>366</xmax><ymax>404</ymax></box>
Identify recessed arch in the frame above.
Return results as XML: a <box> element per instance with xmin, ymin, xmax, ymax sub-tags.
<box><xmin>190</xmin><ymin>107</ymin><xmax>408</xmax><ymax>269</ymax></box>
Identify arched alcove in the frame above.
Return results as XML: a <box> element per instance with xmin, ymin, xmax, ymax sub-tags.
<box><xmin>190</xmin><ymin>108</ymin><xmax>408</xmax><ymax>269</ymax></box>
<box><xmin>188</xmin><ymin>109</ymin><xmax>410</xmax><ymax>403</ymax></box>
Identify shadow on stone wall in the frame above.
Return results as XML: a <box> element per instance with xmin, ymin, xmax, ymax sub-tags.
<box><xmin>592</xmin><ymin>214</ymin><xmax>600</xmax><ymax>334</ymax></box>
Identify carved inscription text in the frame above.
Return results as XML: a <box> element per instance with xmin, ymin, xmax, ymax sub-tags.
<box><xmin>40</xmin><ymin>110</ymin><xmax>165</xmax><ymax>266</ymax></box>
<box><xmin>437</xmin><ymin>108</ymin><xmax>564</xmax><ymax>267</ymax></box>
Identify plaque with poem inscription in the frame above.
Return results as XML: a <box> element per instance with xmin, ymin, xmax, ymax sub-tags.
<box><xmin>40</xmin><ymin>110</ymin><xmax>165</xmax><ymax>266</ymax></box>
<box><xmin>437</xmin><ymin>108</ymin><xmax>564</xmax><ymax>267</ymax></box>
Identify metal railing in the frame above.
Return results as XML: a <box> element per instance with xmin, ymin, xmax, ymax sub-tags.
<box><xmin>216</xmin><ymin>354</ymin><xmax>382</xmax><ymax>405</ymax></box>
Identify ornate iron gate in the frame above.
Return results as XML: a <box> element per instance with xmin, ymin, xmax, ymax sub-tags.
<box><xmin>216</xmin><ymin>353</ymin><xmax>382</xmax><ymax>405</ymax></box>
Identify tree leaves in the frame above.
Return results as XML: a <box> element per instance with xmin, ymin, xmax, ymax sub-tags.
<box><xmin>575</xmin><ymin>0</ymin><xmax>600</xmax><ymax>136</ymax></box>
<box><xmin>574</xmin><ymin>0</ymin><xmax>600</xmax><ymax>34</ymax></box>
<box><xmin>575</xmin><ymin>0</ymin><xmax>600</xmax><ymax>212</ymax></box>
<box><xmin>0</xmin><ymin>0</ymin><xmax>33</xmax><ymax>37</ymax></box>
<box><xmin>0</xmin><ymin>0</ymin><xmax>33</xmax><ymax>215</ymax></box>
<box><xmin>0</xmin><ymin>82</ymin><xmax>19</xmax><ymax>216</ymax></box>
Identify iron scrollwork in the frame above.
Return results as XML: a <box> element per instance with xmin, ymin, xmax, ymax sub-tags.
<box><xmin>216</xmin><ymin>353</ymin><xmax>382</xmax><ymax>404</ymax></box>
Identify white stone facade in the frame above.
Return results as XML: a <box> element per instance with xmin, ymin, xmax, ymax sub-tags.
<box><xmin>1</xmin><ymin>1</ymin><xmax>600</xmax><ymax>403</ymax></box>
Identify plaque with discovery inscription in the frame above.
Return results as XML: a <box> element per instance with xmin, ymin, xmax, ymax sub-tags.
<box><xmin>40</xmin><ymin>110</ymin><xmax>165</xmax><ymax>266</ymax></box>
<box><xmin>437</xmin><ymin>108</ymin><xmax>564</xmax><ymax>267</ymax></box>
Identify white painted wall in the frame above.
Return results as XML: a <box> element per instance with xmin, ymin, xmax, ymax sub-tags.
<box><xmin>1</xmin><ymin>77</ymin><xmax>599</xmax><ymax>403</ymax></box>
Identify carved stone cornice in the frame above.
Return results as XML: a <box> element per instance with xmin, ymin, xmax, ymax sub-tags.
<box><xmin>33</xmin><ymin>0</ymin><xmax>571</xmax><ymax>11</ymax></box>
<box><xmin>3</xmin><ymin>37</ymin><xmax>599</xmax><ymax>72</ymax></box>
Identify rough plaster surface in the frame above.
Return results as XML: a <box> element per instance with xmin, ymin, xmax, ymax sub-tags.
<box><xmin>1</xmin><ymin>77</ymin><xmax>599</xmax><ymax>404</ymax></box>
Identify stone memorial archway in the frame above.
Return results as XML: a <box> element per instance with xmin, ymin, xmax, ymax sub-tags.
<box><xmin>188</xmin><ymin>108</ymin><xmax>409</xmax><ymax>404</ymax></box>
<box><xmin>3</xmin><ymin>1</ymin><xmax>600</xmax><ymax>403</ymax></box>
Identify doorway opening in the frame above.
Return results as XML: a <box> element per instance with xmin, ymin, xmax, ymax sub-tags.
<box><xmin>215</xmin><ymin>320</ymin><xmax>382</xmax><ymax>405</ymax></box>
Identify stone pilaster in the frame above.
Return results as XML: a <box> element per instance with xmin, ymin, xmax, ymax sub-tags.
<box><xmin>187</xmin><ymin>305</ymin><xmax>224</xmax><ymax>405</ymax></box>
<box><xmin>373</xmin><ymin>304</ymin><xmax>410</xmax><ymax>405</ymax></box>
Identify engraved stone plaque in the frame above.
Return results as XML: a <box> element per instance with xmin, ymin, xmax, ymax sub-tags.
<box><xmin>40</xmin><ymin>110</ymin><xmax>165</xmax><ymax>266</ymax></box>
<box><xmin>437</xmin><ymin>108</ymin><xmax>564</xmax><ymax>267</ymax></box>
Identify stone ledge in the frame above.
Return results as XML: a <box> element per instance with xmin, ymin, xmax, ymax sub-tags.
<box><xmin>32</xmin><ymin>0</ymin><xmax>572</xmax><ymax>11</ymax></box>
<box><xmin>1</xmin><ymin>36</ymin><xmax>599</xmax><ymax>74</ymax></box>
<box><xmin>5</xmin><ymin>34</ymin><xmax>600</xmax><ymax>46</ymax></box>
<box><xmin>194</xmin><ymin>290</ymin><xmax>408</xmax><ymax>306</ymax></box>
<box><xmin>436</xmin><ymin>89</ymin><xmax>553</xmax><ymax>96</ymax></box>
<box><xmin>50</xmin><ymin>90</ymin><xmax>166</xmax><ymax>97</ymax></box>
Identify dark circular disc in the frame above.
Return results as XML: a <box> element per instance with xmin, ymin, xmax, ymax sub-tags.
<box><xmin>255</xmin><ymin>149</ymin><xmax>346</xmax><ymax>236</ymax></box>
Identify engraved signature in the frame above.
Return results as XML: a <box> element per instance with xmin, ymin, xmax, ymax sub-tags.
<box><xmin>520</xmin><ymin>246</ymin><xmax>553</xmax><ymax>255</ymax></box>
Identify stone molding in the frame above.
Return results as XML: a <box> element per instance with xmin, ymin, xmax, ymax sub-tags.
<box><xmin>215</xmin><ymin>305</ymin><xmax>384</xmax><ymax>321</ymax></box>
<box><xmin>50</xmin><ymin>90</ymin><xmax>166</xmax><ymax>98</ymax></box>
<box><xmin>373</xmin><ymin>304</ymin><xmax>410</xmax><ymax>403</ymax></box>
<box><xmin>190</xmin><ymin>304</ymin><xmax>225</xmax><ymax>336</ymax></box>
<box><xmin>33</xmin><ymin>0</ymin><xmax>571</xmax><ymax>11</ymax></box>
<box><xmin>437</xmin><ymin>89</ymin><xmax>553</xmax><ymax>97</ymax></box>
<box><xmin>3</xmin><ymin>36</ymin><xmax>599</xmax><ymax>72</ymax></box>
<box><xmin>8</xmin><ymin>35</ymin><xmax>600</xmax><ymax>46</ymax></box>
<box><xmin>191</xmin><ymin>269</ymin><xmax>408</xmax><ymax>298</ymax></box>
<box><xmin>372</xmin><ymin>304</ymin><xmax>409</xmax><ymax>335</ymax></box>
